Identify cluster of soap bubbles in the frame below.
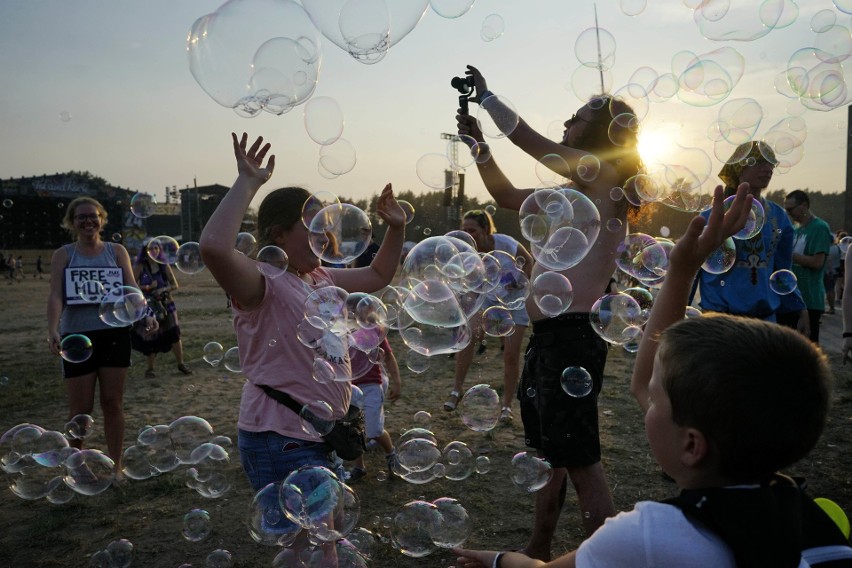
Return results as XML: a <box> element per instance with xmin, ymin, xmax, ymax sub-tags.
<box><xmin>189</xmin><ymin>0</ymin><xmax>322</xmax><ymax>116</ymax></box>
<box><xmin>89</xmin><ymin>538</ymin><xmax>134</xmax><ymax>568</ymax></box>
<box><xmin>245</xmin><ymin>464</ymin><xmax>370</xmax><ymax>566</ymax></box>
<box><xmin>121</xmin><ymin>416</ymin><xmax>233</xmax><ymax>499</ymax></box>
<box><xmin>1</xmin><ymin>421</ymin><xmax>114</xmax><ymax>503</ymax></box>
<box><xmin>391</xmin><ymin>422</ymin><xmax>491</xmax><ymax>486</ymax></box>
<box><xmin>391</xmin><ymin>497</ymin><xmax>472</xmax><ymax>558</ymax></box>
<box><xmin>93</xmin><ymin>285</ymin><xmax>149</xmax><ymax>328</ymax></box>
<box><xmin>202</xmin><ymin>342</ymin><xmax>241</xmax><ymax>372</ymax></box>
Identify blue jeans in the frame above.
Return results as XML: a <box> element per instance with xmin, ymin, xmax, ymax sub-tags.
<box><xmin>238</xmin><ymin>429</ymin><xmax>333</xmax><ymax>492</ymax></box>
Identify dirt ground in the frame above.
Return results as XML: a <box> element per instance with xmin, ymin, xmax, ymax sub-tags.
<box><xmin>0</xmin><ymin>266</ymin><xmax>850</xmax><ymax>567</ymax></box>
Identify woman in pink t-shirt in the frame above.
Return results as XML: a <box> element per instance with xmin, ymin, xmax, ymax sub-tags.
<box><xmin>199</xmin><ymin>133</ymin><xmax>405</xmax><ymax>493</ymax></box>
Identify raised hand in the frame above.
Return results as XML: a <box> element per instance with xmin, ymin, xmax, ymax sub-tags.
<box><xmin>465</xmin><ymin>65</ymin><xmax>489</xmax><ymax>103</ymax></box>
<box><xmin>376</xmin><ymin>183</ymin><xmax>406</xmax><ymax>229</ymax></box>
<box><xmin>668</xmin><ymin>182</ymin><xmax>753</xmax><ymax>274</ymax></box>
<box><xmin>232</xmin><ymin>132</ymin><xmax>275</xmax><ymax>183</ymax></box>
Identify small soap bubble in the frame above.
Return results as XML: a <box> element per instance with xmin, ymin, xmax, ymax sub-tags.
<box><xmin>223</xmin><ymin>347</ymin><xmax>241</xmax><ymax>372</ymax></box>
<box><xmin>205</xmin><ymin>549</ymin><xmax>232</xmax><ymax>568</ymax></box>
<box><xmin>203</xmin><ymin>342</ymin><xmax>224</xmax><ymax>366</ymax></box>
<box><xmin>769</xmin><ymin>269</ymin><xmax>798</xmax><ymax>295</ymax></box>
<box><xmin>176</xmin><ymin>242</ymin><xmax>205</xmax><ymax>275</ymax></box>
<box><xmin>0</xmin><ymin>376</ymin><xmax>8</xmax><ymax>386</ymax></box>
<box><xmin>398</xmin><ymin>200</ymin><xmax>416</xmax><ymax>225</ymax></box>
<box><xmin>60</xmin><ymin>111</ymin><xmax>72</xmax><ymax>122</ymax></box>
<box><xmin>105</xmin><ymin>539</ymin><xmax>133</xmax><ymax>568</ymax></box>
<box><xmin>234</xmin><ymin>232</ymin><xmax>257</xmax><ymax>256</ymax></box>
<box><xmin>111</xmin><ymin>233</ymin><xmax>123</xmax><ymax>242</ymax></box>
<box><xmin>2</xmin><ymin>199</ymin><xmax>12</xmax><ymax>208</ymax></box>
<box><xmin>475</xmin><ymin>455</ymin><xmax>491</xmax><ymax>474</ymax></box>
<box><xmin>256</xmin><ymin>245</ymin><xmax>289</xmax><ymax>278</ymax></box>
<box><xmin>65</xmin><ymin>414</ymin><xmax>95</xmax><ymax>440</ymax></box>
<box><xmin>60</xmin><ymin>334</ymin><xmax>93</xmax><ymax>364</ymax></box>
<box><xmin>413</xmin><ymin>411</ymin><xmax>432</xmax><ymax>426</ymax></box>
<box><xmin>129</xmin><ymin>193</ymin><xmax>156</xmax><ymax>218</ymax></box>
<box><xmin>560</xmin><ymin>366</ymin><xmax>593</xmax><ymax>398</ymax></box>
<box><xmin>526</xmin><ymin>387</ymin><xmax>536</xmax><ymax>398</ymax></box>
<box><xmin>376</xmin><ymin>470</ymin><xmax>388</xmax><ymax>482</ymax></box>
<box><xmin>701</xmin><ymin>237</ymin><xmax>737</xmax><ymax>274</ymax></box>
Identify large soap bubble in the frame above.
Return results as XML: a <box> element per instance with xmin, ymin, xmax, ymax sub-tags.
<box><xmin>431</xmin><ymin>497</ymin><xmax>472</xmax><ymax>548</ymax></box>
<box><xmin>98</xmin><ymin>286</ymin><xmax>147</xmax><ymax>327</ymax></box>
<box><xmin>63</xmin><ymin>449</ymin><xmax>114</xmax><ymax>496</ymax></box>
<box><xmin>301</xmin><ymin>0</ymin><xmax>429</xmax><ymax>64</ymax></box>
<box><xmin>520</xmin><ymin>186</ymin><xmax>600</xmax><ymax>271</ymax></box>
<box><xmin>392</xmin><ymin>500</ymin><xmax>440</xmax><ymax>557</ymax></box>
<box><xmin>459</xmin><ymin>384</ymin><xmax>501</xmax><ymax>432</ymax></box>
<box><xmin>590</xmin><ymin>292</ymin><xmax>643</xmax><ymax>345</ymax></box>
<box><xmin>532</xmin><ymin>272</ymin><xmax>573</xmax><ymax>317</ymax></box>
<box><xmin>308</xmin><ymin>203</ymin><xmax>372</xmax><ymax>266</ymax></box>
<box><xmin>511</xmin><ymin>451</ymin><xmax>553</xmax><ymax>492</ymax></box>
<box><xmin>187</xmin><ymin>0</ymin><xmax>322</xmax><ymax>113</ymax></box>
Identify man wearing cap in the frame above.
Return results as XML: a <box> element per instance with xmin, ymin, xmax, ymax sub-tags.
<box><xmin>695</xmin><ymin>141</ymin><xmax>808</xmax><ymax>331</ymax></box>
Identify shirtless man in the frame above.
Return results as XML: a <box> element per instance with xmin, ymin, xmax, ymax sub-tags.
<box><xmin>457</xmin><ymin>65</ymin><xmax>643</xmax><ymax>560</ymax></box>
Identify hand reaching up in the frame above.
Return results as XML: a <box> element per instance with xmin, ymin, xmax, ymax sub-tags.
<box><xmin>376</xmin><ymin>184</ymin><xmax>406</xmax><ymax>229</ymax></box>
<box><xmin>668</xmin><ymin>183</ymin><xmax>753</xmax><ymax>274</ymax></box>
<box><xmin>232</xmin><ymin>132</ymin><xmax>275</xmax><ymax>183</ymax></box>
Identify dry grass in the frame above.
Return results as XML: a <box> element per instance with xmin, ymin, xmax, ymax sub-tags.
<box><xmin>0</xmin><ymin>268</ymin><xmax>849</xmax><ymax>567</ymax></box>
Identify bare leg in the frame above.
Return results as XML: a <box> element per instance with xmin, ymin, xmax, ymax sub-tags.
<box><xmin>451</xmin><ymin>312</ymin><xmax>484</xmax><ymax>394</ymax></box>
<box><xmin>567</xmin><ymin>462</ymin><xmax>616</xmax><ymax>536</ymax></box>
<box><xmin>172</xmin><ymin>339</ymin><xmax>185</xmax><ymax>366</ymax></box>
<box><xmin>98</xmin><ymin>367</ymin><xmax>127</xmax><ymax>471</ymax></box>
<box><xmin>66</xmin><ymin>373</ymin><xmax>97</xmax><ymax>450</ymax></box>
<box><xmin>501</xmin><ymin>326</ymin><xmax>526</xmax><ymax>408</ymax></box>
<box><xmin>146</xmin><ymin>353</ymin><xmax>156</xmax><ymax>373</ymax></box>
<box><xmin>523</xmin><ymin>466</ymin><xmax>568</xmax><ymax>561</ymax></box>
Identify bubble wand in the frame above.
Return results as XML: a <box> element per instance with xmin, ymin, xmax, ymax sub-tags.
<box><xmin>594</xmin><ymin>3</ymin><xmax>605</xmax><ymax>95</ymax></box>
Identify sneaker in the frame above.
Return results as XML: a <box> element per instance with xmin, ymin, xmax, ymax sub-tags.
<box><xmin>177</xmin><ymin>363</ymin><xmax>193</xmax><ymax>375</ymax></box>
<box><xmin>499</xmin><ymin>407</ymin><xmax>513</xmax><ymax>424</ymax></box>
<box><xmin>145</xmin><ymin>369</ymin><xmax>156</xmax><ymax>378</ymax></box>
<box><xmin>344</xmin><ymin>467</ymin><xmax>367</xmax><ymax>482</ymax></box>
<box><xmin>443</xmin><ymin>391</ymin><xmax>460</xmax><ymax>411</ymax></box>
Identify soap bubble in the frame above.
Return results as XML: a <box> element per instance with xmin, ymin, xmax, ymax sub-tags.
<box><xmin>248</xmin><ymin>482</ymin><xmax>301</xmax><ymax>546</ymax></box>
<box><xmin>105</xmin><ymin>539</ymin><xmax>133</xmax><ymax>568</ymax></box>
<box><xmin>459</xmin><ymin>384</ymin><xmax>501</xmax><ymax>432</ymax></box>
<box><xmin>205</xmin><ymin>549</ymin><xmax>232</xmax><ymax>568</ymax></box>
<box><xmin>560</xmin><ymin>366</ymin><xmax>593</xmax><ymax>398</ymax></box>
<box><xmin>234</xmin><ymin>232</ymin><xmax>257</xmax><ymax>256</ymax></box>
<box><xmin>98</xmin><ymin>286</ymin><xmax>147</xmax><ymax>327</ymax></box>
<box><xmin>416</xmin><ymin>153</ymin><xmax>453</xmax><ymax>190</ymax></box>
<box><xmin>130</xmin><ymin>193</ymin><xmax>156</xmax><ymax>218</ymax></box>
<box><xmin>203</xmin><ymin>342</ymin><xmax>225</xmax><ymax>366</ymax></box>
<box><xmin>398</xmin><ymin>200</ymin><xmax>416</xmax><ymax>224</ymax></box>
<box><xmin>65</xmin><ymin>414</ymin><xmax>95</xmax><ymax>440</ymax></box>
<box><xmin>391</xmin><ymin>500</ymin><xmax>440</xmax><ymax>557</ymax></box>
<box><xmin>176</xmin><ymin>242</ymin><xmax>205</xmax><ymax>274</ymax></box>
<box><xmin>63</xmin><ymin>449</ymin><xmax>114</xmax><ymax>496</ymax></box>
<box><xmin>299</xmin><ymin>400</ymin><xmax>336</xmax><ymax>437</ymax></box>
<box><xmin>511</xmin><ymin>451</ymin><xmax>553</xmax><ymax>492</ymax></box>
<box><xmin>590</xmin><ymin>293</ymin><xmax>643</xmax><ymax>345</ymax></box>
<box><xmin>480</xmin><ymin>14</ymin><xmax>505</xmax><ymax>42</ymax></box>
<box><xmin>308</xmin><ymin>203</ymin><xmax>372</xmax><ymax>265</ymax></box>
<box><xmin>31</xmin><ymin>431</ymin><xmax>70</xmax><ymax>467</ymax></box>
<box><xmin>442</xmin><ymin>441</ymin><xmax>475</xmax><ymax>481</ymax></box>
<box><xmin>147</xmin><ymin>236</ymin><xmax>180</xmax><ymax>265</ymax></box>
<box><xmin>60</xmin><ymin>334</ymin><xmax>93</xmax><ymax>364</ymax></box>
<box><xmin>304</xmin><ymin>96</ymin><xmax>344</xmax><ymax>145</ymax></box>
<box><xmin>431</xmin><ymin>497</ymin><xmax>472</xmax><ymax>548</ymax></box>
<box><xmin>724</xmin><ymin>195</ymin><xmax>765</xmax><ymax>240</ymax></box>
<box><xmin>397</xmin><ymin>438</ymin><xmax>442</xmax><ymax>473</ymax></box>
<box><xmin>430</xmin><ymin>0</ymin><xmax>475</xmax><ymax>19</ymax></box>
<box><xmin>319</xmin><ymin>138</ymin><xmax>357</xmax><ymax>175</ymax></box>
<box><xmin>169</xmin><ymin>415</ymin><xmax>215</xmax><ymax>464</ymax></box>
<box><xmin>183</xmin><ymin>508</ymin><xmax>212</xmax><ymax>542</ymax></box>
<box><xmin>256</xmin><ymin>245</ymin><xmax>289</xmax><ymax>278</ymax></box>
<box><xmin>532</xmin><ymin>272</ymin><xmax>573</xmax><ymax>317</ymax></box>
<box><xmin>482</xmin><ymin>305</ymin><xmax>515</xmax><ymax>337</ymax></box>
<box><xmin>223</xmin><ymin>347</ymin><xmax>241</xmax><ymax>372</ymax></box>
<box><xmin>769</xmin><ymin>269</ymin><xmax>798</xmax><ymax>295</ymax></box>
<box><xmin>475</xmin><ymin>455</ymin><xmax>490</xmax><ymax>474</ymax></box>
<box><xmin>405</xmin><ymin>350</ymin><xmax>430</xmax><ymax>373</ymax></box>
<box><xmin>701</xmin><ymin>237</ymin><xmax>737</xmax><ymax>274</ymax></box>
<box><xmin>280</xmin><ymin>465</ymin><xmax>345</xmax><ymax>534</ymax></box>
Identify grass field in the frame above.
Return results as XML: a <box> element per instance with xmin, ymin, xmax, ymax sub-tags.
<box><xmin>0</xmin><ymin>263</ymin><xmax>850</xmax><ymax>567</ymax></box>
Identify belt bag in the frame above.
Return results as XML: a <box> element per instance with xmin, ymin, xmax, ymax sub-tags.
<box><xmin>258</xmin><ymin>385</ymin><xmax>366</xmax><ymax>460</ymax></box>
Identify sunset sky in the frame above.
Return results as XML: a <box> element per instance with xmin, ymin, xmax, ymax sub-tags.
<box><xmin>1</xmin><ymin>0</ymin><xmax>849</xmax><ymax>215</ymax></box>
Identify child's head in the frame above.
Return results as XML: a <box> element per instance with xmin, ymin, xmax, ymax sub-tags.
<box><xmin>655</xmin><ymin>314</ymin><xmax>831</xmax><ymax>483</ymax></box>
<box><xmin>257</xmin><ymin>187</ymin><xmax>319</xmax><ymax>273</ymax></box>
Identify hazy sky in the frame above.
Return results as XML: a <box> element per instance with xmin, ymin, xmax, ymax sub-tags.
<box><xmin>0</xmin><ymin>0</ymin><xmax>849</xmax><ymax>213</ymax></box>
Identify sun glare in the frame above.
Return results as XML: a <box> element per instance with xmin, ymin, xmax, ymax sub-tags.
<box><xmin>638</xmin><ymin>127</ymin><xmax>679</xmax><ymax>166</ymax></box>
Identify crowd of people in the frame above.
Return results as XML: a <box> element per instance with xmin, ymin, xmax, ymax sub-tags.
<box><xmin>33</xmin><ymin>74</ymin><xmax>852</xmax><ymax>565</ymax></box>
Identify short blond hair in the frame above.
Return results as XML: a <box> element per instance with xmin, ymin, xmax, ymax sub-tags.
<box><xmin>62</xmin><ymin>197</ymin><xmax>107</xmax><ymax>236</ymax></box>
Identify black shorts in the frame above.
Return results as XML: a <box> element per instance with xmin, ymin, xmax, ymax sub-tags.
<box><xmin>62</xmin><ymin>327</ymin><xmax>131</xmax><ymax>379</ymax></box>
<box><xmin>519</xmin><ymin>314</ymin><xmax>608</xmax><ymax>468</ymax></box>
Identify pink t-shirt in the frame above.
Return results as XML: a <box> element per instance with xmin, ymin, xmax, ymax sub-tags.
<box><xmin>233</xmin><ymin>268</ymin><xmax>351</xmax><ymax>441</ymax></box>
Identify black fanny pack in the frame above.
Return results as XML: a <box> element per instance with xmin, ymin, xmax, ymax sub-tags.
<box><xmin>258</xmin><ymin>384</ymin><xmax>366</xmax><ymax>461</ymax></box>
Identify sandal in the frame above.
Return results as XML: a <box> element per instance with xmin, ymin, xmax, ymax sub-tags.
<box><xmin>145</xmin><ymin>369</ymin><xmax>156</xmax><ymax>378</ymax></box>
<box><xmin>499</xmin><ymin>407</ymin><xmax>513</xmax><ymax>424</ymax></box>
<box><xmin>177</xmin><ymin>363</ymin><xmax>193</xmax><ymax>375</ymax></box>
<box><xmin>443</xmin><ymin>391</ymin><xmax>460</xmax><ymax>411</ymax></box>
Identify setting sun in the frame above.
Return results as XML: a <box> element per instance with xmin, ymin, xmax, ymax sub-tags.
<box><xmin>638</xmin><ymin>126</ymin><xmax>681</xmax><ymax>166</ymax></box>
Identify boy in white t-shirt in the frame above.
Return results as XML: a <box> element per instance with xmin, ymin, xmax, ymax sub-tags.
<box><xmin>453</xmin><ymin>185</ymin><xmax>850</xmax><ymax>568</ymax></box>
